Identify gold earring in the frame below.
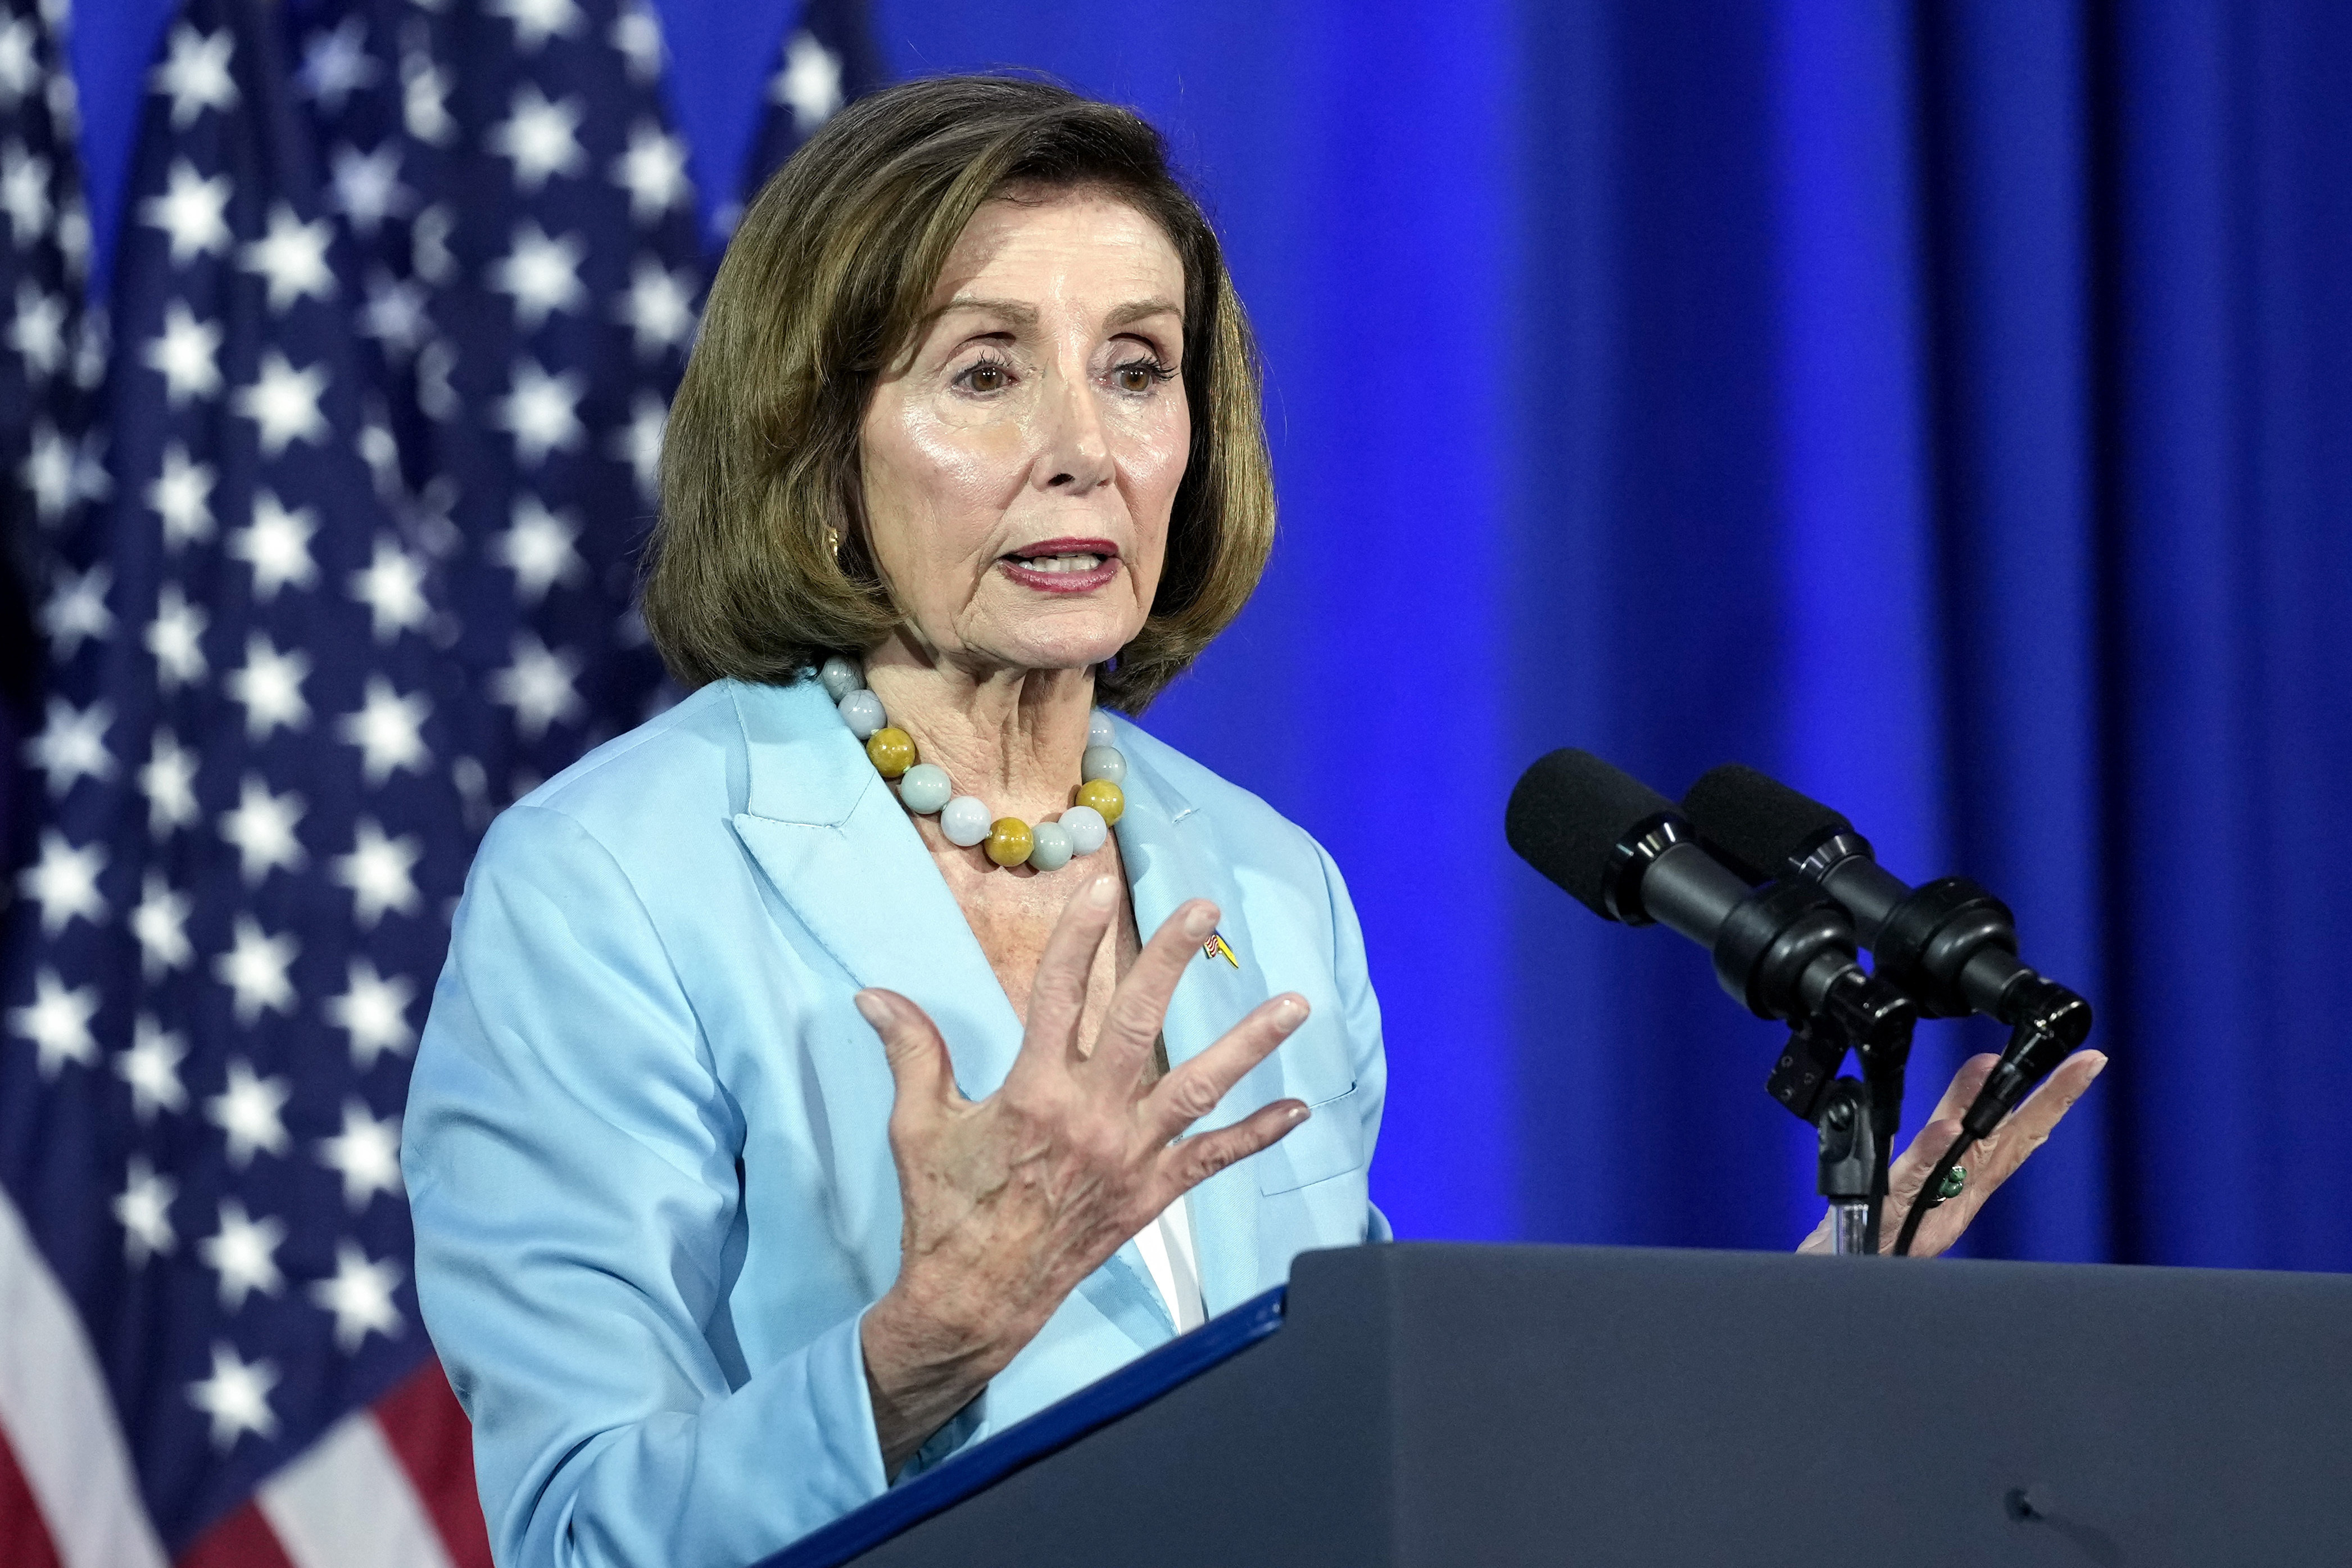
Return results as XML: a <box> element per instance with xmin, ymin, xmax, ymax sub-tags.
<box><xmin>826</xmin><ymin>526</ymin><xmax>841</xmax><ymax>561</ymax></box>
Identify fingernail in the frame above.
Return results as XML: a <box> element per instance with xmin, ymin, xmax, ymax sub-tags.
<box><xmin>1271</xmin><ymin>996</ymin><xmax>1307</xmax><ymax>1031</ymax></box>
<box><xmin>1089</xmin><ymin>874</ymin><xmax>1118</xmax><ymax>908</ymax></box>
<box><xmin>1184</xmin><ymin>904</ymin><xmax>1218</xmax><ymax>938</ymax></box>
<box><xmin>853</xmin><ymin>991</ymin><xmax>889</xmax><ymax>1027</ymax></box>
<box><xmin>1288</xmin><ymin>1104</ymin><xmax>1311</xmax><ymax>1126</ymax></box>
<box><xmin>2086</xmin><ymin>1056</ymin><xmax>2108</xmax><ymax>1082</ymax></box>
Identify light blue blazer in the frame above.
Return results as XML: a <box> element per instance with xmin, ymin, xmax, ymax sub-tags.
<box><xmin>401</xmin><ymin>676</ymin><xmax>1389</xmax><ymax>1568</ymax></box>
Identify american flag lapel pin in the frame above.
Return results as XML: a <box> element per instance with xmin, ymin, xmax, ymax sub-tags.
<box><xmin>1202</xmin><ymin>930</ymin><xmax>1240</xmax><ymax>968</ymax></box>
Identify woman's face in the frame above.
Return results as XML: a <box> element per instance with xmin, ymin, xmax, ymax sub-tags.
<box><xmin>859</xmin><ymin>186</ymin><xmax>1190</xmax><ymax>677</ymax></box>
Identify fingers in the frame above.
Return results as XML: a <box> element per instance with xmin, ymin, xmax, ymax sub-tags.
<box><xmin>1139</xmin><ymin>994</ymin><xmax>1309</xmax><ymax>1145</ymax></box>
<box><xmin>1088</xmin><ymin>899</ymin><xmax>1221</xmax><ymax>1086</ymax></box>
<box><xmin>855</xmin><ymin>989</ymin><xmax>965</xmax><ymax>1122</ymax></box>
<box><xmin>1021</xmin><ymin>873</ymin><xmax>1125</xmax><ymax>1069</ymax></box>
<box><xmin>1888</xmin><ymin>1049</ymin><xmax>2109</xmax><ymax>1257</ymax></box>
<box><xmin>1155</xmin><ymin>1098</ymin><xmax>1310</xmax><ymax>1198</ymax></box>
<box><xmin>1972</xmin><ymin>1049</ymin><xmax>2108</xmax><ymax>1188</ymax></box>
<box><xmin>1877</xmin><ymin>1114</ymin><xmax>1964</xmax><ymax>1256</ymax></box>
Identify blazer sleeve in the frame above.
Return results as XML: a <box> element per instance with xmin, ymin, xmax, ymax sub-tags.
<box><xmin>402</xmin><ymin>803</ymin><xmax>889</xmax><ymax>1568</ymax></box>
<box><xmin>1314</xmin><ymin>837</ymin><xmax>1394</xmax><ymax>1243</ymax></box>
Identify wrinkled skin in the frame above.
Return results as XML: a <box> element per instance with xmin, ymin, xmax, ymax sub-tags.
<box><xmin>848</xmin><ymin>188</ymin><xmax>1310</xmax><ymax>1473</ymax></box>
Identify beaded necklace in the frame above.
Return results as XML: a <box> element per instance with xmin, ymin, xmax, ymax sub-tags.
<box><xmin>819</xmin><ymin>656</ymin><xmax>1127</xmax><ymax>871</ymax></box>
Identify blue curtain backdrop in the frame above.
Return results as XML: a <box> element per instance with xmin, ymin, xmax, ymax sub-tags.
<box><xmin>58</xmin><ymin>0</ymin><xmax>2352</xmax><ymax>1268</ymax></box>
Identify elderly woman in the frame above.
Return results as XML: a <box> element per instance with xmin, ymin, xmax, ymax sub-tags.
<box><xmin>402</xmin><ymin>75</ymin><xmax>2100</xmax><ymax>1568</ymax></box>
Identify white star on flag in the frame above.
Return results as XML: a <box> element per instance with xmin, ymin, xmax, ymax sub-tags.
<box><xmin>328</xmin><ymin>141</ymin><xmax>411</xmax><ymax>235</ymax></box>
<box><xmin>148</xmin><ymin>441</ymin><xmax>219</xmax><ymax>546</ymax></box>
<box><xmin>118</xmin><ymin>1016</ymin><xmax>192</xmax><ymax>1121</ymax></box>
<box><xmin>0</xmin><ymin>141</ymin><xmax>52</xmax><ymax>244</ymax></box>
<box><xmin>488</xmin><ymin>0</ymin><xmax>584</xmax><ymax>52</ymax></box>
<box><xmin>225</xmin><ymin>632</ymin><xmax>313</xmax><ymax>738</ymax></box>
<box><xmin>330</xmin><ymin>819</ymin><xmax>424</xmax><ymax>929</ymax></box>
<box><xmin>205</xmin><ymin>1058</ymin><xmax>294</xmax><ymax>1164</ymax></box>
<box><xmin>39</xmin><ymin>560</ymin><xmax>113</xmax><ymax>657</ymax></box>
<box><xmin>318</xmin><ymin>1099</ymin><xmax>404</xmax><ymax>1210</ymax></box>
<box><xmin>495</xmin><ymin>358</ymin><xmax>586</xmax><ymax>464</ymax></box>
<box><xmin>298</xmin><ymin>15</ymin><xmax>378</xmax><ymax>112</ymax></box>
<box><xmin>336</xmin><ymin>677</ymin><xmax>433</xmax><ymax>785</ymax></box>
<box><xmin>776</xmin><ymin>30</ymin><xmax>845</xmax><ymax>133</ymax></box>
<box><xmin>402</xmin><ymin>54</ymin><xmax>455</xmax><ymax>146</ymax></box>
<box><xmin>211</xmin><ymin>918</ymin><xmax>301</xmax><ymax>1028</ymax></box>
<box><xmin>349</xmin><ymin>536</ymin><xmax>430</xmax><ymax>641</ymax></box>
<box><xmin>358</xmin><ymin>269</ymin><xmax>428</xmax><ymax>360</ymax></box>
<box><xmin>18</xmin><ymin>828</ymin><xmax>106</xmax><ymax>935</ymax></box>
<box><xmin>187</xmin><ymin>1343</ymin><xmax>280</xmax><ymax>1451</ymax></box>
<box><xmin>494</xmin><ymin>496</ymin><xmax>586</xmax><ymax>602</ymax></box>
<box><xmin>198</xmin><ymin>1199</ymin><xmax>287</xmax><ymax>1311</ymax></box>
<box><xmin>10</xmin><ymin>279</ymin><xmax>67</xmax><ymax>373</ymax></box>
<box><xmin>612</xmin><ymin>390</ymin><xmax>667</xmax><ymax>501</ymax></box>
<box><xmin>146</xmin><ymin>582</ymin><xmax>210</xmax><ymax>689</ymax></box>
<box><xmin>131</xmin><ymin>869</ymin><xmax>196</xmax><ymax>980</ymax></box>
<box><xmin>490</xmin><ymin>219</ymin><xmax>587</xmax><ymax>330</ymax></box>
<box><xmin>610</xmin><ymin>2</ymin><xmax>664</xmax><ymax>81</ymax></box>
<box><xmin>145</xmin><ymin>304</ymin><xmax>224</xmax><ymax>406</ymax></box>
<box><xmin>237</xmin><ymin>203</ymin><xmax>336</xmax><ymax>311</ymax></box>
<box><xmin>138</xmin><ymin>158</ymin><xmax>232</xmax><ymax>263</ymax></box>
<box><xmin>232</xmin><ymin>350</ymin><xmax>330</xmax><ymax>454</ymax></box>
<box><xmin>229</xmin><ymin>490</ymin><xmax>321</xmax><ymax>599</ymax></box>
<box><xmin>491</xmin><ymin>632</ymin><xmax>586</xmax><ymax>740</ymax></box>
<box><xmin>309</xmin><ymin>1241</ymin><xmax>406</xmax><ymax>1353</ymax></box>
<box><xmin>488</xmin><ymin>81</ymin><xmax>586</xmax><ymax>192</ymax></box>
<box><xmin>615</xmin><ymin>256</ymin><xmax>696</xmax><ymax>358</ymax></box>
<box><xmin>141</xmin><ymin>730</ymin><xmax>201</xmax><ymax>836</ymax></box>
<box><xmin>152</xmin><ymin>22</ymin><xmax>237</xmax><ymax>128</ymax></box>
<box><xmin>24</xmin><ymin>695</ymin><xmax>114</xmax><ymax>796</ymax></box>
<box><xmin>114</xmin><ymin>1157</ymin><xmax>179</xmax><ymax>1266</ymax></box>
<box><xmin>327</xmin><ymin>958</ymin><xmax>418</xmax><ymax>1070</ymax></box>
<box><xmin>610</xmin><ymin>120</ymin><xmax>690</xmax><ymax>225</ymax></box>
<box><xmin>0</xmin><ymin>17</ymin><xmax>36</xmax><ymax>109</ymax></box>
<box><xmin>218</xmin><ymin>774</ymin><xmax>309</xmax><ymax>885</ymax></box>
<box><xmin>8</xmin><ymin>967</ymin><xmax>100</xmax><ymax>1078</ymax></box>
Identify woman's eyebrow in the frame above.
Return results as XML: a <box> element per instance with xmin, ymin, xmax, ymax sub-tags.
<box><xmin>937</xmin><ymin>295</ymin><xmax>1037</xmax><ymax>326</ymax></box>
<box><xmin>1106</xmin><ymin>297</ymin><xmax>1182</xmax><ymax>329</ymax></box>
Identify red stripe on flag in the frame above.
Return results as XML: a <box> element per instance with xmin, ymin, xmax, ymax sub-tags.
<box><xmin>0</xmin><ymin>1423</ymin><xmax>64</xmax><ymax>1568</ymax></box>
<box><xmin>374</xmin><ymin>1358</ymin><xmax>493</xmax><ymax>1568</ymax></box>
<box><xmin>175</xmin><ymin>1501</ymin><xmax>297</xmax><ymax>1568</ymax></box>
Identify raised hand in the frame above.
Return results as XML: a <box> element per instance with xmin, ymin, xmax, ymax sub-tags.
<box><xmin>854</xmin><ymin>873</ymin><xmax>1309</xmax><ymax>1471</ymax></box>
<box><xmin>1798</xmin><ymin>1049</ymin><xmax>2108</xmax><ymax>1257</ymax></box>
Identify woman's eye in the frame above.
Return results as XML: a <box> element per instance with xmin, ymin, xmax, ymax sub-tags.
<box><xmin>963</xmin><ymin>362</ymin><xmax>1008</xmax><ymax>393</ymax></box>
<box><xmin>1112</xmin><ymin>360</ymin><xmax>1171</xmax><ymax>394</ymax></box>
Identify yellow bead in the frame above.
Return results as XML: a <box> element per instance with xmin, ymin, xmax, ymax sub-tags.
<box><xmin>1075</xmin><ymin>778</ymin><xmax>1124</xmax><ymax>826</ymax></box>
<box><xmin>865</xmin><ymin>727</ymin><xmax>916</xmax><ymax>779</ymax></box>
<box><xmin>985</xmin><ymin>817</ymin><xmax>1034</xmax><ymax>867</ymax></box>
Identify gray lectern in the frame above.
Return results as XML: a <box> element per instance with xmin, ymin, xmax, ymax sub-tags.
<box><xmin>760</xmin><ymin>1243</ymin><xmax>2352</xmax><ymax>1567</ymax></box>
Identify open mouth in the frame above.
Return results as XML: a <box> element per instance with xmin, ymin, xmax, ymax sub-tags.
<box><xmin>999</xmin><ymin>538</ymin><xmax>1121</xmax><ymax>593</ymax></box>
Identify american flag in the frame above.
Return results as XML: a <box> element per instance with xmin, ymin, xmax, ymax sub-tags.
<box><xmin>0</xmin><ymin>1</ymin><xmax>867</xmax><ymax>1563</ymax></box>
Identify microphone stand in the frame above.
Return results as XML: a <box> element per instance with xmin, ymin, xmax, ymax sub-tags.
<box><xmin>1767</xmin><ymin>969</ymin><xmax>1916</xmax><ymax>1254</ymax></box>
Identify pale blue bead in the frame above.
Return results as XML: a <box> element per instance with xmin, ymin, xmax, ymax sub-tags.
<box><xmin>837</xmin><ymin>689</ymin><xmax>885</xmax><ymax>739</ymax></box>
<box><xmin>1087</xmin><ymin>709</ymin><xmax>1117</xmax><ymax>748</ymax></box>
<box><xmin>897</xmin><ymin>763</ymin><xmax>952</xmax><ymax>814</ymax></box>
<box><xmin>817</xmin><ymin>655</ymin><xmax>862</xmax><ymax>701</ymax></box>
<box><xmin>940</xmin><ymin>796</ymin><xmax>992</xmax><ymax>847</ymax></box>
<box><xmin>1059</xmin><ymin>804</ymin><xmax>1108</xmax><ymax>856</ymax></box>
<box><xmin>1080</xmin><ymin>745</ymin><xmax>1126</xmax><ymax>785</ymax></box>
<box><xmin>1027</xmin><ymin>821</ymin><xmax>1073</xmax><ymax>872</ymax></box>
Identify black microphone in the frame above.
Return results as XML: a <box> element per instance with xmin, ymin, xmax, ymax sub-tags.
<box><xmin>1506</xmin><ymin>750</ymin><xmax>1901</xmax><ymax>1041</ymax></box>
<box><xmin>1680</xmin><ymin>763</ymin><xmax>2092</xmax><ymax>1139</ymax></box>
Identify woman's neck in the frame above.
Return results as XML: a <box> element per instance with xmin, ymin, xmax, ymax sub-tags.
<box><xmin>860</xmin><ymin>638</ymin><xmax>1098</xmax><ymax>823</ymax></box>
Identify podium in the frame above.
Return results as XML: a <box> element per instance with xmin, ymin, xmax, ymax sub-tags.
<box><xmin>763</xmin><ymin>1243</ymin><xmax>2352</xmax><ymax>1566</ymax></box>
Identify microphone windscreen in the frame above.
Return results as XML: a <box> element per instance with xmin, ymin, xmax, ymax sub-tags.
<box><xmin>1681</xmin><ymin>764</ymin><xmax>1852</xmax><ymax>883</ymax></box>
<box><xmin>1505</xmin><ymin>749</ymin><xmax>1677</xmax><ymax>917</ymax></box>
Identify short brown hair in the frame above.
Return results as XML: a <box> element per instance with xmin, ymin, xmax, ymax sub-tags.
<box><xmin>641</xmin><ymin>75</ymin><xmax>1275</xmax><ymax>712</ymax></box>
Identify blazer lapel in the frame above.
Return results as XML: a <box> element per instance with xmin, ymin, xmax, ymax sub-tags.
<box><xmin>1113</xmin><ymin>733</ymin><xmax>1291</xmax><ymax>1317</ymax></box>
<box><xmin>724</xmin><ymin>681</ymin><xmax>1024</xmax><ymax>1102</ymax></box>
<box><xmin>723</xmin><ymin>681</ymin><xmax>1175</xmax><ymax>1348</ymax></box>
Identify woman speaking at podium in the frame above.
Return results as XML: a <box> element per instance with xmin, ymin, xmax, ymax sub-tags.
<box><xmin>400</xmin><ymin>76</ymin><xmax>2092</xmax><ymax>1568</ymax></box>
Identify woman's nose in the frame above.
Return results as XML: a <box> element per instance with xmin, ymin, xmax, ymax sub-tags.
<box><xmin>1036</xmin><ymin>365</ymin><xmax>1113</xmax><ymax>492</ymax></box>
